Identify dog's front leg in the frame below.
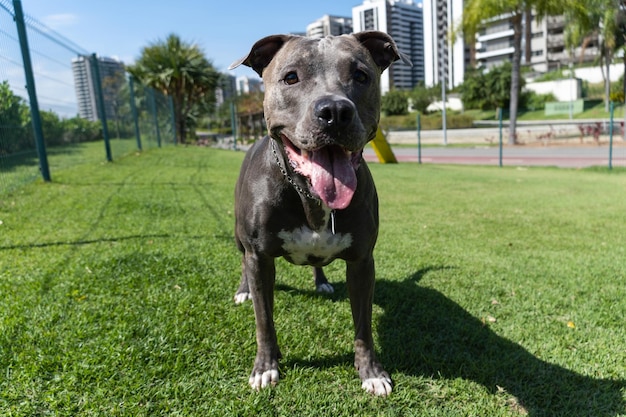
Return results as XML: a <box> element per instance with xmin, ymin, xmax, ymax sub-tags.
<box><xmin>244</xmin><ymin>251</ymin><xmax>281</xmax><ymax>390</ymax></box>
<box><xmin>346</xmin><ymin>256</ymin><xmax>392</xmax><ymax>396</ymax></box>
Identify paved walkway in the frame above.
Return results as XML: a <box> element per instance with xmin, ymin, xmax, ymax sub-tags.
<box><xmin>364</xmin><ymin>144</ymin><xmax>626</xmax><ymax>168</ymax></box>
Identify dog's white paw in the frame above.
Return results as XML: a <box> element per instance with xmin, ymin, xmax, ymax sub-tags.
<box><xmin>234</xmin><ymin>292</ymin><xmax>252</xmax><ymax>304</ymax></box>
<box><xmin>249</xmin><ymin>369</ymin><xmax>279</xmax><ymax>390</ymax></box>
<box><xmin>316</xmin><ymin>283</ymin><xmax>334</xmax><ymax>294</ymax></box>
<box><xmin>362</xmin><ymin>377</ymin><xmax>393</xmax><ymax>396</ymax></box>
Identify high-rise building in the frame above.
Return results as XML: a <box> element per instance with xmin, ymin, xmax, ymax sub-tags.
<box><xmin>422</xmin><ymin>0</ymin><xmax>467</xmax><ymax>88</ymax></box>
<box><xmin>72</xmin><ymin>55</ymin><xmax>125</xmax><ymax>122</ymax></box>
<box><xmin>306</xmin><ymin>15</ymin><xmax>353</xmax><ymax>38</ymax></box>
<box><xmin>352</xmin><ymin>0</ymin><xmax>424</xmax><ymax>93</ymax></box>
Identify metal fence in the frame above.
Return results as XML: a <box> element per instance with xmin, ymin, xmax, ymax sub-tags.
<box><xmin>0</xmin><ymin>0</ymin><xmax>174</xmax><ymax>194</ymax></box>
<box><xmin>381</xmin><ymin>111</ymin><xmax>626</xmax><ymax>168</ymax></box>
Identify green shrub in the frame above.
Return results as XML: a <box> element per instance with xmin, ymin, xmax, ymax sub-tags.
<box><xmin>521</xmin><ymin>91</ymin><xmax>557</xmax><ymax>111</ymax></box>
<box><xmin>409</xmin><ymin>82</ymin><xmax>438</xmax><ymax>113</ymax></box>
<box><xmin>62</xmin><ymin>117</ymin><xmax>102</xmax><ymax>143</ymax></box>
<box><xmin>380</xmin><ymin>112</ymin><xmax>474</xmax><ymax>131</ymax></box>
<box><xmin>381</xmin><ymin>90</ymin><xmax>409</xmax><ymax>116</ymax></box>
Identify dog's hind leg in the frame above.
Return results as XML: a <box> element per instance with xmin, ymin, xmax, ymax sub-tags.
<box><xmin>313</xmin><ymin>267</ymin><xmax>334</xmax><ymax>293</ymax></box>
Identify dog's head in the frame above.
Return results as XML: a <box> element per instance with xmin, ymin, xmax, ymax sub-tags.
<box><xmin>230</xmin><ymin>32</ymin><xmax>410</xmax><ymax>209</ymax></box>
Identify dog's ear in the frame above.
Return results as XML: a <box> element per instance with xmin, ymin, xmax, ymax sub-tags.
<box><xmin>229</xmin><ymin>35</ymin><xmax>293</xmax><ymax>77</ymax></box>
<box><xmin>353</xmin><ymin>31</ymin><xmax>412</xmax><ymax>72</ymax></box>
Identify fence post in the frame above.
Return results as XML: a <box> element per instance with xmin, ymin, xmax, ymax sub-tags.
<box><xmin>148</xmin><ymin>88</ymin><xmax>161</xmax><ymax>147</ymax></box>
<box><xmin>230</xmin><ymin>101</ymin><xmax>237</xmax><ymax>150</ymax></box>
<box><xmin>90</xmin><ymin>53</ymin><xmax>112</xmax><ymax>162</ymax></box>
<box><xmin>128</xmin><ymin>75</ymin><xmax>142</xmax><ymax>151</ymax></box>
<box><xmin>609</xmin><ymin>101</ymin><xmax>614</xmax><ymax>170</ymax></box>
<box><xmin>168</xmin><ymin>96</ymin><xmax>176</xmax><ymax>144</ymax></box>
<box><xmin>417</xmin><ymin>112</ymin><xmax>422</xmax><ymax>164</ymax></box>
<box><xmin>498</xmin><ymin>107</ymin><xmax>503</xmax><ymax>168</ymax></box>
<box><xmin>13</xmin><ymin>0</ymin><xmax>51</xmax><ymax>181</ymax></box>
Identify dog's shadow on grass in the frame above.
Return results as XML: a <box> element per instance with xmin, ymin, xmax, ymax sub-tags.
<box><xmin>279</xmin><ymin>266</ymin><xmax>625</xmax><ymax>416</ymax></box>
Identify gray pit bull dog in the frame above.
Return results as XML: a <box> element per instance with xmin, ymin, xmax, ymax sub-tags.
<box><xmin>229</xmin><ymin>31</ymin><xmax>411</xmax><ymax>396</ymax></box>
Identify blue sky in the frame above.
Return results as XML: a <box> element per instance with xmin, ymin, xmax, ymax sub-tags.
<box><xmin>22</xmin><ymin>0</ymin><xmax>374</xmax><ymax>78</ymax></box>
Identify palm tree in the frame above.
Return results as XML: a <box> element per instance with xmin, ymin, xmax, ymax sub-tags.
<box><xmin>564</xmin><ymin>0</ymin><xmax>623</xmax><ymax>111</ymax></box>
<box><xmin>460</xmin><ymin>0</ymin><xmax>566</xmax><ymax>144</ymax></box>
<box><xmin>128</xmin><ymin>34</ymin><xmax>219</xmax><ymax>144</ymax></box>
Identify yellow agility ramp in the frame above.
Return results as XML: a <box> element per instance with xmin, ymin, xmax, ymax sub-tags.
<box><xmin>370</xmin><ymin>128</ymin><xmax>397</xmax><ymax>163</ymax></box>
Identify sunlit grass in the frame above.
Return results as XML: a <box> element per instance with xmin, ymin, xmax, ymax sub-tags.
<box><xmin>1</xmin><ymin>144</ymin><xmax>625</xmax><ymax>416</ymax></box>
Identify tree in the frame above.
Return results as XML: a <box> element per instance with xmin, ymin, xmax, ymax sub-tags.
<box><xmin>459</xmin><ymin>63</ymin><xmax>521</xmax><ymax>111</ymax></box>
<box><xmin>0</xmin><ymin>80</ymin><xmax>31</xmax><ymax>154</ymax></box>
<box><xmin>381</xmin><ymin>89</ymin><xmax>409</xmax><ymax>115</ymax></box>
<box><xmin>564</xmin><ymin>0</ymin><xmax>624</xmax><ymax>111</ymax></box>
<box><xmin>127</xmin><ymin>34</ymin><xmax>219</xmax><ymax>144</ymax></box>
<box><xmin>409</xmin><ymin>82</ymin><xmax>439</xmax><ymax>113</ymax></box>
<box><xmin>618</xmin><ymin>1</ymin><xmax>626</xmax><ymax>109</ymax></box>
<box><xmin>1</xmin><ymin>80</ymin><xmax>103</xmax><ymax>154</ymax></box>
<box><xmin>460</xmin><ymin>0</ymin><xmax>565</xmax><ymax>144</ymax></box>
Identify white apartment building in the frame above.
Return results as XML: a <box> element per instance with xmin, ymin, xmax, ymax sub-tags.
<box><xmin>352</xmin><ymin>0</ymin><xmax>424</xmax><ymax>93</ymax></box>
<box><xmin>476</xmin><ymin>12</ymin><xmax>599</xmax><ymax>72</ymax></box>
<box><xmin>422</xmin><ymin>0</ymin><xmax>467</xmax><ymax>88</ymax></box>
<box><xmin>306</xmin><ymin>15</ymin><xmax>353</xmax><ymax>38</ymax></box>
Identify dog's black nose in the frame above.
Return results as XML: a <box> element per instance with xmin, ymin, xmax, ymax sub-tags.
<box><xmin>314</xmin><ymin>97</ymin><xmax>356</xmax><ymax>129</ymax></box>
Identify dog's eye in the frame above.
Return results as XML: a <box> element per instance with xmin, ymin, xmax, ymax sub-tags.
<box><xmin>353</xmin><ymin>69</ymin><xmax>369</xmax><ymax>84</ymax></box>
<box><xmin>283</xmin><ymin>72</ymin><xmax>299</xmax><ymax>85</ymax></box>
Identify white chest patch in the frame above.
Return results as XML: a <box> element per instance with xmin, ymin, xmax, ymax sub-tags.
<box><xmin>278</xmin><ymin>226</ymin><xmax>353</xmax><ymax>265</ymax></box>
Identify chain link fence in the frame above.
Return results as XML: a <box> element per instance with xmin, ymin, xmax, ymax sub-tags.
<box><xmin>0</xmin><ymin>0</ymin><xmax>174</xmax><ymax>195</ymax></box>
<box><xmin>377</xmin><ymin>102</ymin><xmax>626</xmax><ymax>168</ymax></box>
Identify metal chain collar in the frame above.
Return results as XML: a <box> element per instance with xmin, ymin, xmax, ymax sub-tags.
<box><xmin>270</xmin><ymin>139</ymin><xmax>336</xmax><ymax>234</ymax></box>
<box><xmin>270</xmin><ymin>139</ymin><xmax>319</xmax><ymax>203</ymax></box>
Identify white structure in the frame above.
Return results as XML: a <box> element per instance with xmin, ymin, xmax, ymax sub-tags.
<box><xmin>573</xmin><ymin>64</ymin><xmax>624</xmax><ymax>84</ymax></box>
<box><xmin>427</xmin><ymin>96</ymin><xmax>464</xmax><ymax>112</ymax></box>
<box><xmin>306</xmin><ymin>15</ymin><xmax>353</xmax><ymax>38</ymax></box>
<box><xmin>352</xmin><ymin>0</ymin><xmax>424</xmax><ymax>93</ymax></box>
<box><xmin>525</xmin><ymin>79</ymin><xmax>581</xmax><ymax>102</ymax></box>
<box><xmin>423</xmin><ymin>0</ymin><xmax>466</xmax><ymax>88</ymax></box>
<box><xmin>235</xmin><ymin>76</ymin><xmax>263</xmax><ymax>95</ymax></box>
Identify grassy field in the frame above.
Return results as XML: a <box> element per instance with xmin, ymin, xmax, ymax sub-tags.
<box><xmin>1</xmin><ymin>143</ymin><xmax>625</xmax><ymax>416</ymax></box>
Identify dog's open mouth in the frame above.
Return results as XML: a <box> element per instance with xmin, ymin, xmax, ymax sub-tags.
<box><xmin>280</xmin><ymin>135</ymin><xmax>362</xmax><ymax>210</ymax></box>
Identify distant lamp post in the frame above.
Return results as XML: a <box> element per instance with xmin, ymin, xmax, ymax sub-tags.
<box><xmin>569</xmin><ymin>62</ymin><xmax>574</xmax><ymax>120</ymax></box>
<box><xmin>440</xmin><ymin>36</ymin><xmax>448</xmax><ymax>146</ymax></box>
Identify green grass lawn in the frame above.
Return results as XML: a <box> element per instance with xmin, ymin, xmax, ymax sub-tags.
<box><xmin>1</xmin><ymin>143</ymin><xmax>625</xmax><ymax>416</ymax></box>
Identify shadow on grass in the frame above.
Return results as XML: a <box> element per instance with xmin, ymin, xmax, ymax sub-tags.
<box><xmin>278</xmin><ymin>267</ymin><xmax>625</xmax><ymax>416</ymax></box>
<box><xmin>0</xmin><ymin>233</ymin><xmax>177</xmax><ymax>251</ymax></box>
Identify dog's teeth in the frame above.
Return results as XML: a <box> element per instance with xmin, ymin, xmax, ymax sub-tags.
<box><xmin>301</xmin><ymin>149</ymin><xmax>308</xmax><ymax>159</ymax></box>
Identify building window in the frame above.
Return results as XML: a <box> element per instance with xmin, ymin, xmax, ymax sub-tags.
<box><xmin>363</xmin><ymin>8</ymin><xmax>377</xmax><ymax>31</ymax></box>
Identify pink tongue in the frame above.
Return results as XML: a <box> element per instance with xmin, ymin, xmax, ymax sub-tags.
<box><xmin>309</xmin><ymin>146</ymin><xmax>357</xmax><ymax>210</ymax></box>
